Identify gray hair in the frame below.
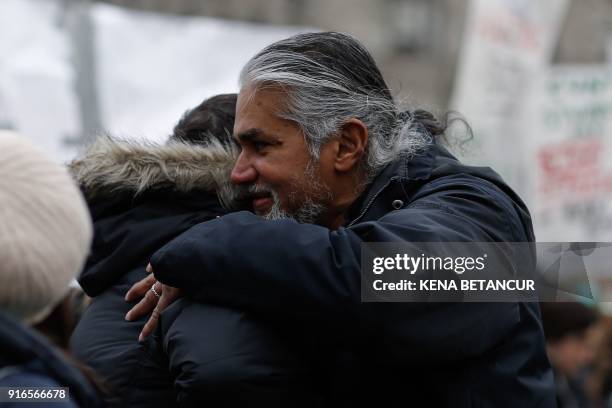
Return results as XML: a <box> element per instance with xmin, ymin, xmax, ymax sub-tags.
<box><xmin>239</xmin><ymin>31</ymin><xmax>437</xmax><ymax>181</ymax></box>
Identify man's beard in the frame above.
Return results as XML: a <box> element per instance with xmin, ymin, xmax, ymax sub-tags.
<box><xmin>249</xmin><ymin>161</ymin><xmax>333</xmax><ymax>224</ymax></box>
<box><xmin>265</xmin><ymin>190</ymin><xmax>327</xmax><ymax>224</ymax></box>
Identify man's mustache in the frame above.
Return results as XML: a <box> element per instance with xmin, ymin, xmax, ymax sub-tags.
<box><xmin>248</xmin><ymin>184</ymin><xmax>275</xmax><ymax>196</ymax></box>
<box><xmin>232</xmin><ymin>183</ymin><xmax>276</xmax><ymax>203</ymax></box>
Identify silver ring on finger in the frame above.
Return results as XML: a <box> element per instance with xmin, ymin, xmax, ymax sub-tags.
<box><xmin>150</xmin><ymin>282</ymin><xmax>161</xmax><ymax>299</ymax></box>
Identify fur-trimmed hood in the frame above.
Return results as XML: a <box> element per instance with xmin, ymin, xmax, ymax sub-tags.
<box><xmin>69</xmin><ymin>137</ymin><xmax>241</xmax><ymax>209</ymax></box>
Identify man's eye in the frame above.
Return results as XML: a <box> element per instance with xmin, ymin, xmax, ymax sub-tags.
<box><xmin>252</xmin><ymin>141</ymin><xmax>269</xmax><ymax>151</ymax></box>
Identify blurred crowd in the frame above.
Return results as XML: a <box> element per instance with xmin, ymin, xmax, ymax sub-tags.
<box><xmin>541</xmin><ymin>303</ymin><xmax>612</xmax><ymax>407</ymax></box>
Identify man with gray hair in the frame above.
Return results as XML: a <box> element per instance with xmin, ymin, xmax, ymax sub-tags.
<box><xmin>127</xmin><ymin>32</ymin><xmax>556</xmax><ymax>407</ymax></box>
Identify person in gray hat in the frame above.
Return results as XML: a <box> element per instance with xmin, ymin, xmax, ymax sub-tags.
<box><xmin>0</xmin><ymin>131</ymin><xmax>102</xmax><ymax>407</ymax></box>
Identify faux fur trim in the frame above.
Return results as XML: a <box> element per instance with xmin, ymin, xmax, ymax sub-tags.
<box><xmin>68</xmin><ymin>137</ymin><xmax>241</xmax><ymax>209</ymax></box>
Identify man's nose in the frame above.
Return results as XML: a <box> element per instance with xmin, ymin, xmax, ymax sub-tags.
<box><xmin>230</xmin><ymin>151</ymin><xmax>257</xmax><ymax>185</ymax></box>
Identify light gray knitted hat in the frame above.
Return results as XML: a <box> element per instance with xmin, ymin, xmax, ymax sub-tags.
<box><xmin>0</xmin><ymin>131</ymin><xmax>92</xmax><ymax>324</ymax></box>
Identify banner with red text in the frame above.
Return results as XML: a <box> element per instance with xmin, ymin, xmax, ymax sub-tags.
<box><xmin>525</xmin><ymin>66</ymin><xmax>612</xmax><ymax>242</ymax></box>
<box><xmin>450</xmin><ymin>0</ymin><xmax>569</xmax><ymax>195</ymax></box>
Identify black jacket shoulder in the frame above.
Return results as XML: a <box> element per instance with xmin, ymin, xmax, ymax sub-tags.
<box><xmin>0</xmin><ymin>312</ymin><xmax>103</xmax><ymax>407</ymax></box>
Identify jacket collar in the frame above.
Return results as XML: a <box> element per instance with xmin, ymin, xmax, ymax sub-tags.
<box><xmin>0</xmin><ymin>311</ymin><xmax>102</xmax><ymax>406</ymax></box>
<box><xmin>69</xmin><ymin>136</ymin><xmax>241</xmax><ymax>209</ymax></box>
<box><xmin>344</xmin><ymin>142</ymin><xmax>439</xmax><ymax>226</ymax></box>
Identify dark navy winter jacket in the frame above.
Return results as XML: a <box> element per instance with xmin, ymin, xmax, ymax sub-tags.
<box><xmin>150</xmin><ymin>143</ymin><xmax>557</xmax><ymax>407</ymax></box>
<box><xmin>0</xmin><ymin>311</ymin><xmax>102</xmax><ymax>408</ymax></box>
<box><xmin>69</xmin><ymin>139</ymin><xmax>314</xmax><ymax>407</ymax></box>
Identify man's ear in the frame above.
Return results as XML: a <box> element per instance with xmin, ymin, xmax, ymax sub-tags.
<box><xmin>334</xmin><ymin>118</ymin><xmax>368</xmax><ymax>172</ymax></box>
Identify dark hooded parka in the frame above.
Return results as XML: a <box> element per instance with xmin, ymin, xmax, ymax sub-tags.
<box><xmin>69</xmin><ymin>138</ymin><xmax>316</xmax><ymax>407</ymax></box>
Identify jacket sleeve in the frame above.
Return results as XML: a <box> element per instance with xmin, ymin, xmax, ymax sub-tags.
<box><xmin>151</xmin><ymin>178</ymin><xmax>531</xmax><ymax>363</ymax></box>
<box><xmin>153</xmin><ymin>212</ymin><xmax>364</xmax><ymax>324</ymax></box>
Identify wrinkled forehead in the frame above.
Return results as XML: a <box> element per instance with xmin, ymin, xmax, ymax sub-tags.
<box><xmin>237</xmin><ymin>83</ymin><xmax>287</xmax><ymax>108</ymax></box>
<box><xmin>234</xmin><ymin>84</ymin><xmax>291</xmax><ymax>133</ymax></box>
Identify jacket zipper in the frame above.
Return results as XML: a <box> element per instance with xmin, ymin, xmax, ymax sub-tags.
<box><xmin>347</xmin><ymin>178</ymin><xmax>395</xmax><ymax>227</ymax></box>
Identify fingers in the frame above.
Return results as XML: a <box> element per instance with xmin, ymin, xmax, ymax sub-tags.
<box><xmin>125</xmin><ymin>282</ymin><xmax>159</xmax><ymax>321</ymax></box>
<box><xmin>124</xmin><ymin>263</ymin><xmax>171</xmax><ymax>342</ymax></box>
<box><xmin>125</xmin><ymin>273</ymin><xmax>156</xmax><ymax>302</ymax></box>
<box><xmin>138</xmin><ymin>305</ymin><xmax>160</xmax><ymax>342</ymax></box>
<box><xmin>138</xmin><ymin>286</ymin><xmax>181</xmax><ymax>342</ymax></box>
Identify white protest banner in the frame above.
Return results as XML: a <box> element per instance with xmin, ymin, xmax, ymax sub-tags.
<box><xmin>525</xmin><ymin>66</ymin><xmax>612</xmax><ymax>242</ymax></box>
<box><xmin>0</xmin><ymin>1</ymin><xmax>308</xmax><ymax>161</ymax></box>
<box><xmin>450</xmin><ymin>0</ymin><xmax>569</xmax><ymax>195</ymax></box>
<box><xmin>0</xmin><ymin>0</ymin><xmax>82</xmax><ymax>163</ymax></box>
<box><xmin>92</xmin><ymin>3</ymin><xmax>308</xmax><ymax>143</ymax></box>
